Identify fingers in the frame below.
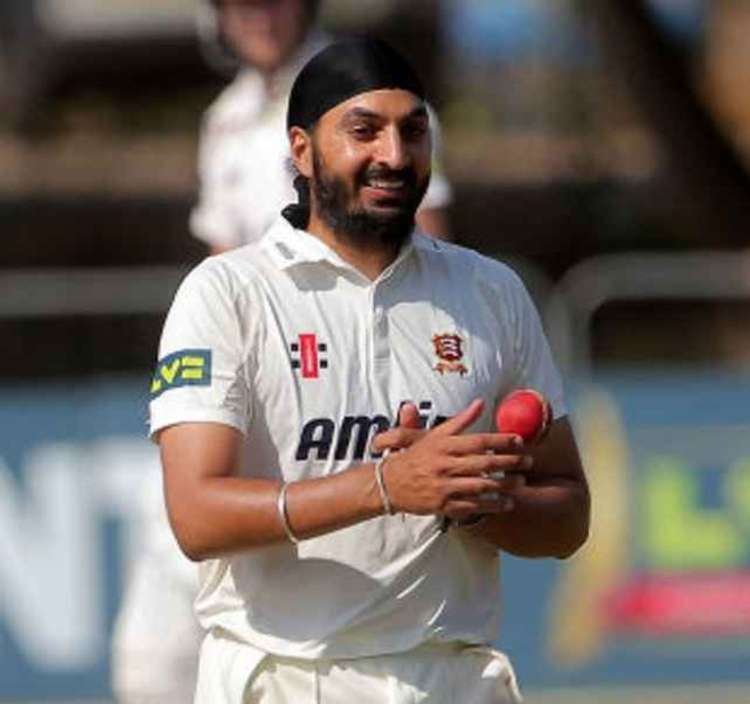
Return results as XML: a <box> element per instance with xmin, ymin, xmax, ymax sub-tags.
<box><xmin>441</xmin><ymin>475</ymin><xmax>525</xmax><ymax>520</ymax></box>
<box><xmin>441</xmin><ymin>432</ymin><xmax>524</xmax><ymax>456</ymax></box>
<box><xmin>492</xmin><ymin>473</ymin><xmax>527</xmax><ymax>492</ymax></box>
<box><xmin>373</xmin><ymin>399</ymin><xmax>497</xmax><ymax>454</ymax></box>
<box><xmin>441</xmin><ymin>494</ymin><xmax>515</xmax><ymax>521</ymax></box>
<box><xmin>430</xmin><ymin>398</ymin><xmax>484</xmax><ymax>438</ymax></box>
<box><xmin>371</xmin><ymin>426</ymin><xmax>423</xmax><ymax>453</ymax></box>
<box><xmin>371</xmin><ymin>403</ymin><xmax>424</xmax><ymax>454</ymax></box>
<box><xmin>443</xmin><ymin>475</ymin><xmax>520</xmax><ymax>499</ymax></box>
<box><xmin>374</xmin><ymin>398</ymin><xmax>537</xmax><ymax>518</ymax></box>
<box><xmin>398</xmin><ymin>402</ymin><xmax>421</xmax><ymax>429</ymax></box>
<box><xmin>445</xmin><ymin>452</ymin><xmax>533</xmax><ymax>477</ymax></box>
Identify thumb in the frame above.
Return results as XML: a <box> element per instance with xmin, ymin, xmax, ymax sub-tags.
<box><xmin>398</xmin><ymin>402</ymin><xmax>421</xmax><ymax>429</ymax></box>
<box><xmin>431</xmin><ymin>398</ymin><xmax>484</xmax><ymax>437</ymax></box>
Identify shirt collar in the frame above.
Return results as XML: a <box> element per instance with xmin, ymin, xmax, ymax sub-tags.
<box><xmin>261</xmin><ymin>216</ymin><xmax>423</xmax><ymax>282</ymax></box>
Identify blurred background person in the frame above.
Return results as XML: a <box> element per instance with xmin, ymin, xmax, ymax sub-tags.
<box><xmin>110</xmin><ymin>471</ymin><xmax>200</xmax><ymax>704</ymax></box>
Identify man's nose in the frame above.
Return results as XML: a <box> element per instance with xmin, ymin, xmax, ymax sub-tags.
<box><xmin>375</xmin><ymin>128</ymin><xmax>410</xmax><ymax>170</ymax></box>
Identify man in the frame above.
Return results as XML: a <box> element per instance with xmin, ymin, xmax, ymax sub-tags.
<box><xmin>114</xmin><ymin>7</ymin><xmax>449</xmax><ymax>701</ymax></box>
<box><xmin>152</xmin><ymin>38</ymin><xmax>589</xmax><ymax>703</ymax></box>
<box><xmin>192</xmin><ymin>0</ymin><xmax>452</xmax><ymax>254</ymax></box>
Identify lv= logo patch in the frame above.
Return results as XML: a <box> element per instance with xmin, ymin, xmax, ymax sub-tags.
<box><xmin>151</xmin><ymin>349</ymin><xmax>212</xmax><ymax>398</ymax></box>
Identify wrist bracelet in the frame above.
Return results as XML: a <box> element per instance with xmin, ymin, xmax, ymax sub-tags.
<box><xmin>277</xmin><ymin>482</ymin><xmax>300</xmax><ymax>544</ymax></box>
<box><xmin>374</xmin><ymin>456</ymin><xmax>395</xmax><ymax>515</ymax></box>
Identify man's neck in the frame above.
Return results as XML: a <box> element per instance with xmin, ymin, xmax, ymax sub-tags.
<box><xmin>306</xmin><ymin>215</ymin><xmax>402</xmax><ymax>281</ymax></box>
<box><xmin>259</xmin><ymin>63</ymin><xmax>287</xmax><ymax>98</ymax></box>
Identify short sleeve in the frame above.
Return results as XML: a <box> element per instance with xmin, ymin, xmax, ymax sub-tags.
<box><xmin>507</xmin><ymin>276</ymin><xmax>567</xmax><ymax>420</ymax></box>
<box><xmin>148</xmin><ymin>261</ymin><xmax>251</xmax><ymax>439</ymax></box>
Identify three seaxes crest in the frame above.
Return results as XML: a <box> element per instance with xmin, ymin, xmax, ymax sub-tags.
<box><xmin>432</xmin><ymin>333</ymin><xmax>468</xmax><ymax>376</ymax></box>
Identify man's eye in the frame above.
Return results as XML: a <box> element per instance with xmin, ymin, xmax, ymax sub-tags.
<box><xmin>351</xmin><ymin>124</ymin><xmax>376</xmax><ymax>139</ymax></box>
<box><xmin>403</xmin><ymin>123</ymin><xmax>427</xmax><ymax>140</ymax></box>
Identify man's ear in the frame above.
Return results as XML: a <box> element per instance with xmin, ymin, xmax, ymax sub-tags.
<box><xmin>289</xmin><ymin>126</ymin><xmax>313</xmax><ymax>178</ymax></box>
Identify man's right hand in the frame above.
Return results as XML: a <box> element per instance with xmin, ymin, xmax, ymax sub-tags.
<box><xmin>370</xmin><ymin>402</ymin><xmax>424</xmax><ymax>455</ymax></box>
<box><xmin>379</xmin><ymin>399</ymin><xmax>531</xmax><ymax>522</ymax></box>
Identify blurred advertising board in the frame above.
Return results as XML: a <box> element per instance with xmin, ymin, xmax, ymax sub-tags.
<box><xmin>0</xmin><ymin>376</ymin><xmax>156</xmax><ymax>700</ymax></box>
<box><xmin>0</xmin><ymin>369</ymin><xmax>749</xmax><ymax>698</ymax></box>
<box><xmin>439</xmin><ymin>0</ymin><xmax>706</xmax><ymax>63</ymax></box>
<box><xmin>503</xmin><ymin>369</ymin><xmax>750</xmax><ymax>688</ymax></box>
<box><xmin>648</xmin><ymin>0</ymin><xmax>708</xmax><ymax>42</ymax></box>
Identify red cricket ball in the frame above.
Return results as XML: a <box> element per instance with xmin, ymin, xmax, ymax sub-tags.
<box><xmin>495</xmin><ymin>389</ymin><xmax>551</xmax><ymax>443</ymax></box>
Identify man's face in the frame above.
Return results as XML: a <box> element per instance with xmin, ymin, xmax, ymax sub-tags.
<box><xmin>217</xmin><ymin>0</ymin><xmax>308</xmax><ymax>72</ymax></box>
<box><xmin>307</xmin><ymin>89</ymin><xmax>432</xmax><ymax>247</ymax></box>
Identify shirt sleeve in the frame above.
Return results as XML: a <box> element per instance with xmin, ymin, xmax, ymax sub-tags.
<box><xmin>148</xmin><ymin>260</ymin><xmax>252</xmax><ymax>439</ymax></box>
<box><xmin>507</xmin><ymin>275</ymin><xmax>567</xmax><ymax>420</ymax></box>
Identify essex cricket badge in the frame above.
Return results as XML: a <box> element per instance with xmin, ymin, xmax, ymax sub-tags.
<box><xmin>432</xmin><ymin>333</ymin><xmax>468</xmax><ymax>376</ymax></box>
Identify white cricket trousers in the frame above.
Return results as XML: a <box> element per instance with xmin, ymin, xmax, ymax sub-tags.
<box><xmin>195</xmin><ymin>632</ymin><xmax>523</xmax><ymax>704</ymax></box>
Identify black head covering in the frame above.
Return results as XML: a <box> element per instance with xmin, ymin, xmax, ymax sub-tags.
<box><xmin>283</xmin><ymin>37</ymin><xmax>425</xmax><ymax>228</ymax></box>
<box><xmin>286</xmin><ymin>37</ymin><xmax>425</xmax><ymax>131</ymax></box>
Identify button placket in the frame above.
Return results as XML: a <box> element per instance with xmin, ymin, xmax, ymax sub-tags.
<box><xmin>371</xmin><ymin>283</ymin><xmax>390</xmax><ymax>374</ymax></box>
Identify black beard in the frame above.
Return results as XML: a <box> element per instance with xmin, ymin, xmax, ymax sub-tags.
<box><xmin>311</xmin><ymin>149</ymin><xmax>429</xmax><ymax>250</ymax></box>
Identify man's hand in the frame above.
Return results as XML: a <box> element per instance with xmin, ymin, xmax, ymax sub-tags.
<box><xmin>371</xmin><ymin>402</ymin><xmax>423</xmax><ymax>455</ymax></box>
<box><xmin>460</xmin><ymin>416</ymin><xmax>590</xmax><ymax>559</ymax></box>
<box><xmin>378</xmin><ymin>399</ymin><xmax>531</xmax><ymax>522</ymax></box>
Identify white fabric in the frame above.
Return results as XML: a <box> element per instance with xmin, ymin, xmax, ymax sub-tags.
<box><xmin>195</xmin><ymin>630</ymin><xmax>522</xmax><ymax>704</ymax></box>
<box><xmin>150</xmin><ymin>217</ymin><xmax>566</xmax><ymax>665</ymax></box>
<box><xmin>246</xmin><ymin>646</ymin><xmax>523</xmax><ymax>704</ymax></box>
<box><xmin>190</xmin><ymin>34</ymin><xmax>452</xmax><ymax>249</ymax></box>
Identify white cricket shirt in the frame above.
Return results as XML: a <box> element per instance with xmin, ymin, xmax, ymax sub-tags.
<box><xmin>190</xmin><ymin>34</ymin><xmax>453</xmax><ymax>249</ymax></box>
<box><xmin>149</xmin><ymin>216</ymin><xmax>565</xmax><ymax>660</ymax></box>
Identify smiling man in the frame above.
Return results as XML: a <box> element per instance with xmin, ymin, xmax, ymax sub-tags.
<box><xmin>192</xmin><ymin>1</ymin><xmax>452</xmax><ymax>254</ymax></box>
<box><xmin>305</xmin><ymin>93</ymin><xmax>430</xmax><ymax>249</ymax></box>
<box><xmin>151</xmin><ymin>38</ymin><xmax>589</xmax><ymax>704</ymax></box>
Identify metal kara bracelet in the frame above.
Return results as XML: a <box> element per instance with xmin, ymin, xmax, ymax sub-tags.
<box><xmin>374</xmin><ymin>455</ymin><xmax>395</xmax><ymax>515</ymax></box>
<box><xmin>277</xmin><ymin>483</ymin><xmax>300</xmax><ymax>544</ymax></box>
